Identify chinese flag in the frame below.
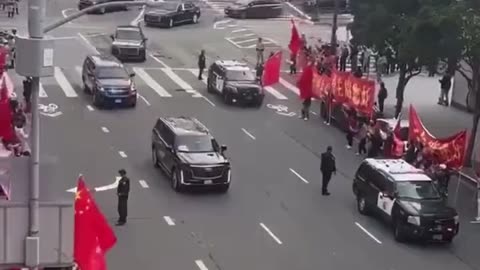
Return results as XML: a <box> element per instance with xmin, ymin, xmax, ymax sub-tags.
<box><xmin>288</xmin><ymin>19</ymin><xmax>301</xmax><ymax>56</ymax></box>
<box><xmin>297</xmin><ymin>64</ymin><xmax>314</xmax><ymax>99</ymax></box>
<box><xmin>262</xmin><ymin>51</ymin><xmax>282</xmax><ymax>86</ymax></box>
<box><xmin>0</xmin><ymin>83</ymin><xmax>13</xmax><ymax>142</ymax></box>
<box><xmin>74</xmin><ymin>176</ymin><xmax>117</xmax><ymax>270</ymax></box>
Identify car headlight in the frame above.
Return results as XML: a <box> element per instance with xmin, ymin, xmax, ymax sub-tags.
<box><xmin>407</xmin><ymin>216</ymin><xmax>421</xmax><ymax>226</ymax></box>
<box><xmin>130</xmin><ymin>84</ymin><xmax>136</xmax><ymax>92</ymax></box>
<box><xmin>97</xmin><ymin>86</ymin><xmax>105</xmax><ymax>92</ymax></box>
<box><xmin>454</xmin><ymin>215</ymin><xmax>459</xmax><ymax>224</ymax></box>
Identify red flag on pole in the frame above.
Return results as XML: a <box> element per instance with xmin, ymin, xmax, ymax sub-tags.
<box><xmin>288</xmin><ymin>19</ymin><xmax>301</xmax><ymax>56</ymax></box>
<box><xmin>74</xmin><ymin>176</ymin><xmax>117</xmax><ymax>270</ymax></box>
<box><xmin>0</xmin><ymin>82</ymin><xmax>13</xmax><ymax>142</ymax></box>
<box><xmin>262</xmin><ymin>51</ymin><xmax>282</xmax><ymax>86</ymax></box>
<box><xmin>297</xmin><ymin>64</ymin><xmax>314</xmax><ymax>99</ymax></box>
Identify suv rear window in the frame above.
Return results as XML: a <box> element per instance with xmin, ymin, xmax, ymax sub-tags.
<box><xmin>175</xmin><ymin>135</ymin><xmax>216</xmax><ymax>153</ymax></box>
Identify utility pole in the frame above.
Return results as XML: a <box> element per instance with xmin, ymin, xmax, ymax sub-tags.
<box><xmin>330</xmin><ymin>0</ymin><xmax>339</xmax><ymax>48</ymax></box>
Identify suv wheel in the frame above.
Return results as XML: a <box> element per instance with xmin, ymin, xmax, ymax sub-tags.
<box><xmin>357</xmin><ymin>195</ymin><xmax>369</xmax><ymax>215</ymax></box>
<box><xmin>171</xmin><ymin>169</ymin><xmax>183</xmax><ymax>192</ymax></box>
<box><xmin>393</xmin><ymin>221</ymin><xmax>405</xmax><ymax>242</ymax></box>
<box><xmin>223</xmin><ymin>91</ymin><xmax>232</xmax><ymax>104</ymax></box>
<box><xmin>192</xmin><ymin>14</ymin><xmax>198</xmax><ymax>24</ymax></box>
<box><xmin>152</xmin><ymin>147</ymin><xmax>159</xmax><ymax>168</ymax></box>
<box><xmin>207</xmin><ymin>79</ymin><xmax>214</xmax><ymax>93</ymax></box>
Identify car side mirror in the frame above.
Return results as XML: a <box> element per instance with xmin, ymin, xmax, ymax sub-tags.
<box><xmin>221</xmin><ymin>145</ymin><xmax>227</xmax><ymax>152</ymax></box>
<box><xmin>166</xmin><ymin>145</ymin><xmax>173</xmax><ymax>152</ymax></box>
<box><xmin>129</xmin><ymin>73</ymin><xmax>135</xmax><ymax>78</ymax></box>
<box><xmin>143</xmin><ymin>38</ymin><xmax>148</xmax><ymax>42</ymax></box>
<box><xmin>110</xmin><ymin>34</ymin><xmax>114</xmax><ymax>40</ymax></box>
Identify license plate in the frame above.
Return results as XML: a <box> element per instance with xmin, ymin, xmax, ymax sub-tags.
<box><xmin>433</xmin><ymin>234</ymin><xmax>443</xmax><ymax>240</ymax></box>
<box><xmin>204</xmin><ymin>180</ymin><xmax>213</xmax><ymax>184</ymax></box>
<box><xmin>115</xmin><ymin>99</ymin><xmax>122</xmax><ymax>103</ymax></box>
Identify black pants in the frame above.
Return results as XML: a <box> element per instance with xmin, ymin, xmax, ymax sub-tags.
<box><xmin>340</xmin><ymin>59</ymin><xmax>347</xmax><ymax>71</ymax></box>
<box><xmin>321</xmin><ymin>171</ymin><xmax>332</xmax><ymax>192</ymax></box>
<box><xmin>346</xmin><ymin>131</ymin><xmax>354</xmax><ymax>147</ymax></box>
<box><xmin>378</xmin><ymin>98</ymin><xmax>385</xmax><ymax>113</ymax></box>
<box><xmin>198</xmin><ymin>67</ymin><xmax>204</xmax><ymax>79</ymax></box>
<box><xmin>290</xmin><ymin>64</ymin><xmax>296</xmax><ymax>74</ymax></box>
<box><xmin>117</xmin><ymin>195</ymin><xmax>128</xmax><ymax>223</ymax></box>
<box><xmin>358</xmin><ymin>138</ymin><xmax>367</xmax><ymax>154</ymax></box>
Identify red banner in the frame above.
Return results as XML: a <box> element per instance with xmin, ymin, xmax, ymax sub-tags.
<box><xmin>312</xmin><ymin>71</ymin><xmax>375</xmax><ymax>116</ymax></box>
<box><xmin>409</xmin><ymin>105</ymin><xmax>467</xmax><ymax>169</ymax></box>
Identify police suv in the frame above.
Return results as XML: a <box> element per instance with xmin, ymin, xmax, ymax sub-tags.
<box><xmin>352</xmin><ymin>159</ymin><xmax>459</xmax><ymax>243</ymax></box>
<box><xmin>207</xmin><ymin>60</ymin><xmax>264</xmax><ymax>107</ymax></box>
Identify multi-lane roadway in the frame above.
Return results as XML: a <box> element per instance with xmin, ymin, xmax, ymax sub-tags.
<box><xmin>6</xmin><ymin>0</ymin><xmax>479</xmax><ymax>269</ymax></box>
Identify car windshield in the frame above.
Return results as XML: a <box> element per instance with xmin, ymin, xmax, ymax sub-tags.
<box><xmin>396</xmin><ymin>181</ymin><xmax>441</xmax><ymax>200</ymax></box>
<box><xmin>97</xmin><ymin>67</ymin><xmax>128</xmax><ymax>79</ymax></box>
<box><xmin>176</xmin><ymin>135</ymin><xmax>215</xmax><ymax>153</ymax></box>
<box><xmin>115</xmin><ymin>29</ymin><xmax>142</xmax><ymax>40</ymax></box>
<box><xmin>147</xmin><ymin>2</ymin><xmax>178</xmax><ymax>11</ymax></box>
<box><xmin>226</xmin><ymin>70</ymin><xmax>256</xmax><ymax>81</ymax></box>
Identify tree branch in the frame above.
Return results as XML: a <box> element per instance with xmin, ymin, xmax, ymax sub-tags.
<box><xmin>405</xmin><ymin>69</ymin><xmax>422</xmax><ymax>82</ymax></box>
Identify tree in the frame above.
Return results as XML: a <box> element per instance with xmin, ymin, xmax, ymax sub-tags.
<box><xmin>349</xmin><ymin>0</ymin><xmax>453</xmax><ymax>117</ymax></box>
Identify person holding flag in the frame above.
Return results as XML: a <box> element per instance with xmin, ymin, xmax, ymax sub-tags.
<box><xmin>288</xmin><ymin>19</ymin><xmax>301</xmax><ymax>74</ymax></box>
<box><xmin>297</xmin><ymin>62</ymin><xmax>314</xmax><ymax>120</ymax></box>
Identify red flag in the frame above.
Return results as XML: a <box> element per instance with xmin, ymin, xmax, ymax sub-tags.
<box><xmin>74</xmin><ymin>176</ymin><xmax>117</xmax><ymax>270</ymax></box>
<box><xmin>262</xmin><ymin>51</ymin><xmax>282</xmax><ymax>86</ymax></box>
<box><xmin>0</xmin><ymin>81</ymin><xmax>13</xmax><ymax>142</ymax></box>
<box><xmin>391</xmin><ymin>118</ymin><xmax>405</xmax><ymax>158</ymax></box>
<box><xmin>297</xmin><ymin>64</ymin><xmax>314</xmax><ymax>99</ymax></box>
<box><xmin>288</xmin><ymin>19</ymin><xmax>301</xmax><ymax>56</ymax></box>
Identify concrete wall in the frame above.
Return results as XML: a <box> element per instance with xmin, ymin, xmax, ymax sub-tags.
<box><xmin>0</xmin><ymin>202</ymin><xmax>73</xmax><ymax>268</ymax></box>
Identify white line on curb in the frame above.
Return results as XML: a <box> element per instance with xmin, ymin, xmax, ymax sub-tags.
<box><xmin>289</xmin><ymin>168</ymin><xmax>309</xmax><ymax>184</ymax></box>
<box><xmin>202</xmin><ymin>96</ymin><xmax>216</xmax><ymax>107</ymax></box>
<box><xmin>354</xmin><ymin>222</ymin><xmax>382</xmax><ymax>244</ymax></box>
<box><xmin>259</xmin><ymin>223</ymin><xmax>282</xmax><ymax>245</ymax></box>
<box><xmin>118</xmin><ymin>151</ymin><xmax>128</xmax><ymax>158</ymax></box>
<box><xmin>77</xmin><ymin>33</ymin><xmax>99</xmax><ymax>54</ymax></box>
<box><xmin>101</xmin><ymin>127</ymin><xmax>109</xmax><ymax>133</ymax></box>
<box><xmin>241</xmin><ymin>128</ymin><xmax>256</xmax><ymax>140</ymax></box>
<box><xmin>163</xmin><ymin>216</ymin><xmax>175</xmax><ymax>226</ymax></box>
<box><xmin>195</xmin><ymin>260</ymin><xmax>208</xmax><ymax>270</ymax></box>
<box><xmin>139</xmin><ymin>180</ymin><xmax>149</xmax><ymax>188</ymax></box>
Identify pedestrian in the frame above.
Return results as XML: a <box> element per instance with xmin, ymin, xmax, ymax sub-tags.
<box><xmin>255</xmin><ymin>37</ymin><xmax>265</xmax><ymax>65</ymax></box>
<box><xmin>345</xmin><ymin>110</ymin><xmax>357</xmax><ymax>149</ymax></box>
<box><xmin>362</xmin><ymin>48</ymin><xmax>371</xmax><ymax>73</ymax></box>
<box><xmin>116</xmin><ymin>169</ymin><xmax>130</xmax><ymax>226</ymax></box>
<box><xmin>7</xmin><ymin>2</ymin><xmax>14</xmax><ymax>18</ymax></box>
<box><xmin>300</xmin><ymin>96</ymin><xmax>311</xmax><ymax>120</ymax></box>
<box><xmin>353</xmin><ymin>66</ymin><xmax>363</xmax><ymax>78</ymax></box>
<box><xmin>377</xmin><ymin>82</ymin><xmax>387</xmax><ymax>113</ymax></box>
<box><xmin>255</xmin><ymin>63</ymin><xmax>264</xmax><ymax>82</ymax></box>
<box><xmin>339</xmin><ymin>45</ymin><xmax>348</xmax><ymax>72</ymax></box>
<box><xmin>14</xmin><ymin>0</ymin><xmax>18</xmax><ymax>15</ymax></box>
<box><xmin>289</xmin><ymin>53</ymin><xmax>297</xmax><ymax>74</ymax></box>
<box><xmin>438</xmin><ymin>74</ymin><xmax>452</xmax><ymax>106</ymax></box>
<box><xmin>367</xmin><ymin>127</ymin><xmax>383</xmax><ymax>158</ymax></box>
<box><xmin>197</xmin><ymin>49</ymin><xmax>206</xmax><ymax>80</ymax></box>
<box><xmin>22</xmin><ymin>77</ymin><xmax>32</xmax><ymax>113</ymax></box>
<box><xmin>356</xmin><ymin>121</ymin><xmax>368</xmax><ymax>155</ymax></box>
<box><xmin>320</xmin><ymin>146</ymin><xmax>336</xmax><ymax>196</ymax></box>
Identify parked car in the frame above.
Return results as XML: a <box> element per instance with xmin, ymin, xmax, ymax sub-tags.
<box><xmin>144</xmin><ymin>2</ymin><xmax>201</xmax><ymax>28</ymax></box>
<box><xmin>224</xmin><ymin>0</ymin><xmax>283</xmax><ymax>19</ymax></box>
<box><xmin>78</xmin><ymin>0</ymin><xmax>134</xmax><ymax>14</ymax></box>
<box><xmin>110</xmin><ymin>25</ymin><xmax>147</xmax><ymax>62</ymax></box>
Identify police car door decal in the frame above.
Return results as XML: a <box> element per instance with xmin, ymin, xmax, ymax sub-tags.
<box><xmin>215</xmin><ymin>75</ymin><xmax>224</xmax><ymax>92</ymax></box>
<box><xmin>377</xmin><ymin>193</ymin><xmax>395</xmax><ymax>216</ymax></box>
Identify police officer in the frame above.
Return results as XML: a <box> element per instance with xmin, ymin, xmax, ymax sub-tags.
<box><xmin>116</xmin><ymin>169</ymin><xmax>130</xmax><ymax>226</ymax></box>
<box><xmin>198</xmin><ymin>50</ymin><xmax>206</xmax><ymax>80</ymax></box>
<box><xmin>320</xmin><ymin>146</ymin><xmax>336</xmax><ymax>196</ymax></box>
<box><xmin>23</xmin><ymin>77</ymin><xmax>32</xmax><ymax>112</ymax></box>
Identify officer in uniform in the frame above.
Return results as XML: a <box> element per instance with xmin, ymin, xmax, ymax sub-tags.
<box><xmin>198</xmin><ymin>50</ymin><xmax>206</xmax><ymax>80</ymax></box>
<box><xmin>320</xmin><ymin>146</ymin><xmax>336</xmax><ymax>196</ymax></box>
<box><xmin>116</xmin><ymin>169</ymin><xmax>130</xmax><ymax>226</ymax></box>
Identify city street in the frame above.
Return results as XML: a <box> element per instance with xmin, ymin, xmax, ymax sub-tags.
<box><xmin>4</xmin><ymin>0</ymin><xmax>480</xmax><ymax>269</ymax></box>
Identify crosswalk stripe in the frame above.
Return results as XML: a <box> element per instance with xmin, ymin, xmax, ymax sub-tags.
<box><xmin>39</xmin><ymin>83</ymin><xmax>47</xmax><ymax>98</ymax></box>
<box><xmin>133</xmin><ymin>67</ymin><xmax>172</xmax><ymax>97</ymax></box>
<box><xmin>188</xmin><ymin>69</ymin><xmax>207</xmax><ymax>84</ymax></box>
<box><xmin>279</xmin><ymin>78</ymin><xmax>299</xmax><ymax>95</ymax></box>
<box><xmin>161</xmin><ymin>68</ymin><xmax>198</xmax><ymax>94</ymax></box>
<box><xmin>54</xmin><ymin>67</ymin><xmax>78</xmax><ymax>97</ymax></box>
<box><xmin>264</xmin><ymin>86</ymin><xmax>288</xmax><ymax>100</ymax></box>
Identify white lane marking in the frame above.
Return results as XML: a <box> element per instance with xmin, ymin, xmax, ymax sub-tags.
<box><xmin>77</xmin><ymin>33</ymin><xmax>99</xmax><ymax>54</ymax></box>
<box><xmin>213</xmin><ymin>19</ymin><xmax>232</xmax><ymax>29</ymax></box>
<box><xmin>202</xmin><ymin>96</ymin><xmax>216</xmax><ymax>107</ymax></box>
<box><xmin>234</xmin><ymin>38</ymin><xmax>258</xmax><ymax>44</ymax></box>
<box><xmin>232</xmin><ymin>28</ymin><xmax>248</xmax><ymax>33</ymax></box>
<box><xmin>101</xmin><ymin>127</ymin><xmax>109</xmax><ymax>133</ymax></box>
<box><xmin>285</xmin><ymin>2</ymin><xmax>312</xmax><ymax>20</ymax></box>
<box><xmin>264</xmin><ymin>86</ymin><xmax>288</xmax><ymax>100</ymax></box>
<box><xmin>54</xmin><ymin>67</ymin><xmax>78</xmax><ymax>97</ymax></box>
<box><xmin>39</xmin><ymin>83</ymin><xmax>47</xmax><ymax>98</ymax></box>
<box><xmin>225</xmin><ymin>37</ymin><xmax>243</xmax><ymax>49</ymax></box>
<box><xmin>137</xmin><ymin>93</ymin><xmax>151</xmax><ymax>106</ymax></box>
<box><xmin>240</xmin><ymin>33</ymin><xmax>256</xmax><ymax>37</ymax></box>
<box><xmin>279</xmin><ymin>78</ymin><xmax>299</xmax><ymax>95</ymax></box>
<box><xmin>139</xmin><ymin>180</ymin><xmax>149</xmax><ymax>188</ymax></box>
<box><xmin>241</xmin><ymin>128</ymin><xmax>256</xmax><ymax>140</ymax></box>
<box><xmin>131</xmin><ymin>5</ymin><xmax>145</xmax><ymax>25</ymax></box>
<box><xmin>86</xmin><ymin>105</ymin><xmax>94</xmax><ymax>111</ymax></box>
<box><xmin>188</xmin><ymin>69</ymin><xmax>208</xmax><ymax>84</ymax></box>
<box><xmin>133</xmin><ymin>67</ymin><xmax>172</xmax><ymax>97</ymax></box>
<box><xmin>161</xmin><ymin>68</ymin><xmax>198</xmax><ymax>94</ymax></box>
<box><xmin>118</xmin><ymin>151</ymin><xmax>128</xmax><ymax>158</ymax></box>
<box><xmin>354</xmin><ymin>222</ymin><xmax>382</xmax><ymax>244</ymax></box>
<box><xmin>310</xmin><ymin>111</ymin><xmax>317</xmax><ymax>115</ymax></box>
<box><xmin>289</xmin><ymin>168</ymin><xmax>309</xmax><ymax>184</ymax></box>
<box><xmin>75</xmin><ymin>66</ymin><xmax>82</xmax><ymax>75</ymax></box>
<box><xmin>148</xmin><ymin>53</ymin><xmax>170</xmax><ymax>68</ymax></box>
<box><xmin>259</xmin><ymin>223</ymin><xmax>282</xmax><ymax>245</ymax></box>
<box><xmin>163</xmin><ymin>216</ymin><xmax>175</xmax><ymax>226</ymax></box>
<box><xmin>195</xmin><ymin>260</ymin><xmax>208</xmax><ymax>270</ymax></box>
<box><xmin>227</xmin><ymin>24</ymin><xmax>237</xmax><ymax>27</ymax></box>
<box><xmin>61</xmin><ymin>8</ymin><xmax>75</xmax><ymax>25</ymax></box>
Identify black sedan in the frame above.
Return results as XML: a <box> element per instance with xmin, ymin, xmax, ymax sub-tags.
<box><xmin>144</xmin><ymin>2</ymin><xmax>201</xmax><ymax>28</ymax></box>
<box><xmin>78</xmin><ymin>0</ymin><xmax>133</xmax><ymax>14</ymax></box>
<box><xmin>225</xmin><ymin>0</ymin><xmax>282</xmax><ymax>19</ymax></box>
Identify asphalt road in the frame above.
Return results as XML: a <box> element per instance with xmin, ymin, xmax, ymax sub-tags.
<box><xmin>4</xmin><ymin>0</ymin><xmax>480</xmax><ymax>269</ymax></box>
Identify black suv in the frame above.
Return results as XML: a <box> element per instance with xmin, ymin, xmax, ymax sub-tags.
<box><xmin>224</xmin><ymin>0</ymin><xmax>282</xmax><ymax>19</ymax></box>
<box><xmin>207</xmin><ymin>60</ymin><xmax>264</xmax><ymax>106</ymax></box>
<box><xmin>81</xmin><ymin>55</ymin><xmax>137</xmax><ymax>108</ymax></box>
<box><xmin>78</xmin><ymin>0</ymin><xmax>133</xmax><ymax>14</ymax></box>
<box><xmin>151</xmin><ymin>117</ymin><xmax>231</xmax><ymax>192</ymax></box>
<box><xmin>110</xmin><ymin>25</ymin><xmax>147</xmax><ymax>62</ymax></box>
<box><xmin>353</xmin><ymin>159</ymin><xmax>459</xmax><ymax>243</ymax></box>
